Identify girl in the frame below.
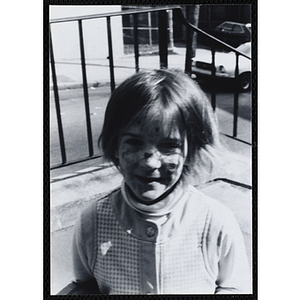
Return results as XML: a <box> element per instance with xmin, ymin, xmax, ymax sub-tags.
<box><xmin>72</xmin><ymin>69</ymin><xmax>251</xmax><ymax>294</ymax></box>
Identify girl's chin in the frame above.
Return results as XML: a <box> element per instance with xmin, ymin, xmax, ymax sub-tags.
<box><xmin>128</xmin><ymin>178</ymin><xmax>179</xmax><ymax>204</ymax></box>
<box><xmin>131</xmin><ymin>186</ymin><xmax>168</xmax><ymax>204</ymax></box>
<box><xmin>138</xmin><ymin>190</ymin><xmax>165</xmax><ymax>203</ymax></box>
<box><xmin>131</xmin><ymin>181</ymin><xmax>165</xmax><ymax>198</ymax></box>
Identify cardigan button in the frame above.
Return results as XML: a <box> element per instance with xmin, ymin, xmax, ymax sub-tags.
<box><xmin>146</xmin><ymin>226</ymin><xmax>155</xmax><ymax>237</ymax></box>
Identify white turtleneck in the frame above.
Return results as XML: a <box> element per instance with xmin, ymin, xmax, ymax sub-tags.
<box><xmin>121</xmin><ymin>180</ymin><xmax>188</xmax><ymax>226</ymax></box>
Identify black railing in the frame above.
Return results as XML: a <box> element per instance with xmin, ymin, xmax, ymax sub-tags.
<box><xmin>49</xmin><ymin>5</ymin><xmax>251</xmax><ymax>169</ymax></box>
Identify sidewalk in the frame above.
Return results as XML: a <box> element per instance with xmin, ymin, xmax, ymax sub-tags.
<box><xmin>50</xmin><ymin>48</ymin><xmax>253</xmax><ymax>294</ymax></box>
<box><xmin>51</xmin><ymin>46</ymin><xmax>187</xmax><ymax>90</ymax></box>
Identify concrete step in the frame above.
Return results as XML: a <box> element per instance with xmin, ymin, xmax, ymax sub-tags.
<box><xmin>51</xmin><ymin>166</ymin><xmax>122</xmax><ymax>232</ymax></box>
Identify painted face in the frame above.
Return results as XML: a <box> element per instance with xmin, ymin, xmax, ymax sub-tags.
<box><xmin>116</xmin><ymin>119</ymin><xmax>187</xmax><ymax>204</ymax></box>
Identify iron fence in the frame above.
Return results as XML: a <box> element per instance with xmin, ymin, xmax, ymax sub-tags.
<box><xmin>49</xmin><ymin>5</ymin><xmax>251</xmax><ymax>169</ymax></box>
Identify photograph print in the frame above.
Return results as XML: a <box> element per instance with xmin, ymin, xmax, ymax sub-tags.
<box><xmin>46</xmin><ymin>1</ymin><xmax>257</xmax><ymax>298</ymax></box>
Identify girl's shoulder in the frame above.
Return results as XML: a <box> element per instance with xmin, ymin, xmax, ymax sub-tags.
<box><xmin>187</xmin><ymin>185</ymin><xmax>236</xmax><ymax>223</ymax></box>
<box><xmin>186</xmin><ymin>185</ymin><xmax>242</xmax><ymax>241</ymax></box>
<box><xmin>78</xmin><ymin>189</ymin><xmax>120</xmax><ymax>227</ymax></box>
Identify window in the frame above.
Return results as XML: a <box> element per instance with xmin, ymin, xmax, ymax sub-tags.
<box><xmin>216</xmin><ymin>22</ymin><xmax>233</xmax><ymax>32</ymax></box>
<box><xmin>232</xmin><ymin>24</ymin><xmax>244</xmax><ymax>33</ymax></box>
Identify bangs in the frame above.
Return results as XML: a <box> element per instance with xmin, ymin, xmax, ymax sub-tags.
<box><xmin>136</xmin><ymin>94</ymin><xmax>186</xmax><ymax>140</ymax></box>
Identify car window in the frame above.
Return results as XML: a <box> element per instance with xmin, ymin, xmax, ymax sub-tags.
<box><xmin>216</xmin><ymin>22</ymin><xmax>233</xmax><ymax>32</ymax></box>
<box><xmin>232</xmin><ymin>24</ymin><xmax>244</xmax><ymax>33</ymax></box>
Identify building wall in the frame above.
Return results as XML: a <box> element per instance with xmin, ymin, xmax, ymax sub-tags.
<box><xmin>121</xmin><ymin>6</ymin><xmax>160</xmax><ymax>45</ymax></box>
<box><xmin>50</xmin><ymin>5</ymin><xmax>124</xmax><ymax>61</ymax></box>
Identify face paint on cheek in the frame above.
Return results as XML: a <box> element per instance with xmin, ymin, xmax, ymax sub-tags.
<box><xmin>117</xmin><ymin>142</ymin><xmax>139</xmax><ymax>163</ymax></box>
<box><xmin>165</xmin><ymin>152</ymin><xmax>184</xmax><ymax>167</ymax></box>
<box><xmin>164</xmin><ymin>153</ymin><xmax>185</xmax><ymax>179</ymax></box>
<box><xmin>121</xmin><ymin>150</ymin><xmax>139</xmax><ymax>164</ymax></box>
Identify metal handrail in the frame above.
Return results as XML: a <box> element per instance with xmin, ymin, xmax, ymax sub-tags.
<box><xmin>50</xmin><ymin>5</ymin><xmax>250</xmax><ymax>61</ymax></box>
<box><xmin>49</xmin><ymin>5</ymin><xmax>181</xmax><ymax>23</ymax></box>
<box><xmin>50</xmin><ymin>5</ymin><xmax>252</xmax><ymax>169</ymax></box>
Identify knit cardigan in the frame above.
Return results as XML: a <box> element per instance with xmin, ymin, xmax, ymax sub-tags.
<box><xmin>72</xmin><ymin>185</ymin><xmax>251</xmax><ymax>294</ymax></box>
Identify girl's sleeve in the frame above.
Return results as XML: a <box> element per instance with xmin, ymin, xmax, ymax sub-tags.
<box><xmin>214</xmin><ymin>208</ymin><xmax>251</xmax><ymax>294</ymax></box>
<box><xmin>72</xmin><ymin>201</ymin><xmax>98</xmax><ymax>283</ymax></box>
<box><xmin>204</xmin><ymin>203</ymin><xmax>251</xmax><ymax>294</ymax></box>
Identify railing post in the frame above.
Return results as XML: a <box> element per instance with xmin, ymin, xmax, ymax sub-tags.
<box><xmin>106</xmin><ymin>16</ymin><xmax>116</xmax><ymax>92</ymax></box>
<box><xmin>211</xmin><ymin>47</ymin><xmax>216</xmax><ymax>111</ymax></box>
<box><xmin>158</xmin><ymin>10</ymin><xmax>168</xmax><ymax>69</ymax></box>
<box><xmin>184</xmin><ymin>20</ymin><xmax>193</xmax><ymax>75</ymax></box>
<box><xmin>233</xmin><ymin>52</ymin><xmax>240</xmax><ymax>137</ymax></box>
<box><xmin>168</xmin><ymin>10</ymin><xmax>174</xmax><ymax>50</ymax></box>
<box><xmin>133</xmin><ymin>14</ymin><xmax>139</xmax><ymax>73</ymax></box>
<box><xmin>49</xmin><ymin>27</ymin><xmax>67</xmax><ymax>164</ymax></box>
<box><xmin>78</xmin><ymin>19</ymin><xmax>94</xmax><ymax>157</ymax></box>
<box><xmin>184</xmin><ymin>5</ymin><xmax>199</xmax><ymax>76</ymax></box>
<box><xmin>148</xmin><ymin>12</ymin><xmax>153</xmax><ymax>48</ymax></box>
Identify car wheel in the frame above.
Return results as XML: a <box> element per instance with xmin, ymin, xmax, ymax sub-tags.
<box><xmin>239</xmin><ymin>72</ymin><xmax>251</xmax><ymax>92</ymax></box>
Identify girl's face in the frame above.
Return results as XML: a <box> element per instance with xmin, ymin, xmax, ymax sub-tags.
<box><xmin>116</xmin><ymin>119</ymin><xmax>187</xmax><ymax>204</ymax></box>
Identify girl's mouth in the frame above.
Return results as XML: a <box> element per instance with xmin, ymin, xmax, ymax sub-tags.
<box><xmin>135</xmin><ymin>175</ymin><xmax>163</xmax><ymax>184</ymax></box>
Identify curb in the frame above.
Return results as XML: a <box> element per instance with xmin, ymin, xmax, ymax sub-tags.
<box><xmin>51</xmin><ymin>163</ymin><xmax>113</xmax><ymax>183</ymax></box>
<box><xmin>50</xmin><ymin>81</ymin><xmax>112</xmax><ymax>91</ymax></box>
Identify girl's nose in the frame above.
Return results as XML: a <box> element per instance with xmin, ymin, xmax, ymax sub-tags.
<box><xmin>142</xmin><ymin>150</ymin><xmax>162</xmax><ymax>169</ymax></box>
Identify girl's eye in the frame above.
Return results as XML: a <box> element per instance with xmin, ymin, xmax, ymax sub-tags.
<box><xmin>125</xmin><ymin>138</ymin><xmax>144</xmax><ymax>147</ymax></box>
<box><xmin>159</xmin><ymin>142</ymin><xmax>182</xmax><ymax>153</ymax></box>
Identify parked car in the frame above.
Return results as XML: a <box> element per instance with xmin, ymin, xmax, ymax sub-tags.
<box><xmin>192</xmin><ymin>42</ymin><xmax>251</xmax><ymax>92</ymax></box>
<box><xmin>206</xmin><ymin>21</ymin><xmax>251</xmax><ymax>48</ymax></box>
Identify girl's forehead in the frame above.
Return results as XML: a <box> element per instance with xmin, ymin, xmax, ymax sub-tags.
<box><xmin>124</xmin><ymin>118</ymin><xmax>181</xmax><ymax>139</ymax></box>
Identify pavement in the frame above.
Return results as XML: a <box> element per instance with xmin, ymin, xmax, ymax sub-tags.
<box><xmin>49</xmin><ymin>46</ymin><xmax>253</xmax><ymax>295</ymax></box>
<box><xmin>51</xmin><ymin>46</ymin><xmax>188</xmax><ymax>90</ymax></box>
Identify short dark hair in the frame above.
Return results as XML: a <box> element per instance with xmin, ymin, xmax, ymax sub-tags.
<box><xmin>99</xmin><ymin>69</ymin><xmax>220</xmax><ymax>180</ymax></box>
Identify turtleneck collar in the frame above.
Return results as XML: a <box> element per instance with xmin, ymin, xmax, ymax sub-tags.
<box><xmin>121</xmin><ymin>180</ymin><xmax>187</xmax><ymax>219</ymax></box>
